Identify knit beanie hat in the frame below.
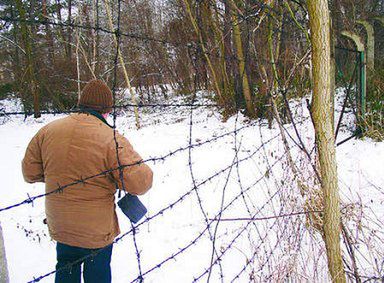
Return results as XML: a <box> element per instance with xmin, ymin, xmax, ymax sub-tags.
<box><xmin>79</xmin><ymin>79</ymin><xmax>113</xmax><ymax>113</ymax></box>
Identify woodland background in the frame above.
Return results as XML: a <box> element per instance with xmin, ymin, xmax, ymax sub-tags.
<box><xmin>0</xmin><ymin>0</ymin><xmax>383</xmax><ymax>132</ymax></box>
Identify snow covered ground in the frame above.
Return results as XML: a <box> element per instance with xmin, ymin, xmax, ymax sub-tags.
<box><xmin>0</xmin><ymin>92</ymin><xmax>383</xmax><ymax>282</ymax></box>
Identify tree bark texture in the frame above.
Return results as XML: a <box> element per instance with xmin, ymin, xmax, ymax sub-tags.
<box><xmin>307</xmin><ymin>1</ymin><xmax>346</xmax><ymax>282</ymax></box>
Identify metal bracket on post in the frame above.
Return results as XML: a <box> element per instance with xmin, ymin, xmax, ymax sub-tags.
<box><xmin>0</xmin><ymin>223</ymin><xmax>9</xmax><ymax>283</ymax></box>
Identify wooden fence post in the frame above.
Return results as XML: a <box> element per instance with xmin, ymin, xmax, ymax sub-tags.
<box><xmin>0</xmin><ymin>223</ymin><xmax>9</xmax><ymax>283</ymax></box>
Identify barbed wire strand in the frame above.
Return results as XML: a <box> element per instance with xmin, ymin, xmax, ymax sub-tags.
<box><xmin>0</xmin><ymin>120</ymin><xmax>262</xmax><ymax>213</ymax></box>
<box><xmin>0</xmin><ymin>102</ymin><xmax>220</xmax><ymax>117</ymax></box>
<box><xmin>129</xmin><ymin>151</ymin><xmax>290</xmax><ymax>283</ymax></box>
<box><xmin>188</xmin><ymin>43</ymin><xmax>226</xmax><ymax>282</ymax></box>
<box><xmin>192</xmin><ymin>153</ymin><xmax>291</xmax><ymax>282</ymax></box>
<box><xmin>194</xmin><ymin>138</ymin><xmax>298</xmax><ymax>280</ymax></box>
<box><xmin>27</xmin><ymin>129</ymin><xmax>282</xmax><ymax>282</ymax></box>
<box><xmin>110</xmin><ymin>0</ymin><xmax>144</xmax><ymax>281</ymax></box>
<box><xmin>206</xmin><ymin>110</ymin><xmax>241</xmax><ymax>282</ymax></box>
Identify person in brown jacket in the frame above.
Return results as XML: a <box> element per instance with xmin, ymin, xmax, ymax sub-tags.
<box><xmin>22</xmin><ymin>79</ymin><xmax>153</xmax><ymax>283</ymax></box>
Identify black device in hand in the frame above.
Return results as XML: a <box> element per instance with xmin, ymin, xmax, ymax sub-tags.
<box><xmin>117</xmin><ymin>193</ymin><xmax>147</xmax><ymax>223</ymax></box>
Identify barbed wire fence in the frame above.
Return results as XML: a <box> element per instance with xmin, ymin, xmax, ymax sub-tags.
<box><xmin>0</xmin><ymin>1</ymin><xmax>383</xmax><ymax>282</ymax></box>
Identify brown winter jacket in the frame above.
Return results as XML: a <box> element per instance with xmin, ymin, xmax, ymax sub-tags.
<box><xmin>22</xmin><ymin>113</ymin><xmax>153</xmax><ymax>249</ymax></box>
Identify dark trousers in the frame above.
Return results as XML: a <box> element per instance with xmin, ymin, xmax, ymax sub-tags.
<box><xmin>55</xmin><ymin>242</ymin><xmax>113</xmax><ymax>283</ymax></box>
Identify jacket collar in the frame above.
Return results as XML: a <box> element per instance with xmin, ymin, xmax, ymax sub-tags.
<box><xmin>78</xmin><ymin>106</ymin><xmax>113</xmax><ymax>128</ymax></box>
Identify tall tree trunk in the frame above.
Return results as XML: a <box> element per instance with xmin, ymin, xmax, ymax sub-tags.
<box><xmin>104</xmin><ymin>0</ymin><xmax>140</xmax><ymax>128</ymax></box>
<box><xmin>15</xmin><ymin>0</ymin><xmax>40</xmax><ymax>118</ymax></box>
<box><xmin>182</xmin><ymin>0</ymin><xmax>223</xmax><ymax>101</ymax></box>
<box><xmin>206</xmin><ymin>2</ymin><xmax>234</xmax><ymax>108</ymax></box>
<box><xmin>224</xmin><ymin>0</ymin><xmax>234</xmax><ymax>89</ymax></box>
<box><xmin>28</xmin><ymin>0</ymin><xmax>36</xmax><ymax>34</ymax></box>
<box><xmin>330</xmin><ymin>17</ymin><xmax>336</xmax><ymax>133</ymax></box>
<box><xmin>67</xmin><ymin>0</ymin><xmax>73</xmax><ymax>59</ymax></box>
<box><xmin>230</xmin><ymin>0</ymin><xmax>255</xmax><ymax>116</ymax></box>
<box><xmin>10</xmin><ymin>3</ymin><xmax>21</xmax><ymax>93</ymax></box>
<box><xmin>195</xmin><ymin>1</ymin><xmax>207</xmax><ymax>89</ymax></box>
<box><xmin>55</xmin><ymin>0</ymin><xmax>68</xmax><ymax>58</ymax></box>
<box><xmin>307</xmin><ymin>1</ymin><xmax>346</xmax><ymax>282</ymax></box>
<box><xmin>83</xmin><ymin>3</ymin><xmax>93</xmax><ymax>63</ymax></box>
<box><xmin>92</xmin><ymin>0</ymin><xmax>100</xmax><ymax>75</ymax></box>
<box><xmin>42</xmin><ymin>0</ymin><xmax>55</xmax><ymax>65</ymax></box>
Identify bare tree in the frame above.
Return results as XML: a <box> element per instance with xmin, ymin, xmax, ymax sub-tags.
<box><xmin>307</xmin><ymin>0</ymin><xmax>346</xmax><ymax>282</ymax></box>
<box><xmin>15</xmin><ymin>0</ymin><xmax>40</xmax><ymax>118</ymax></box>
